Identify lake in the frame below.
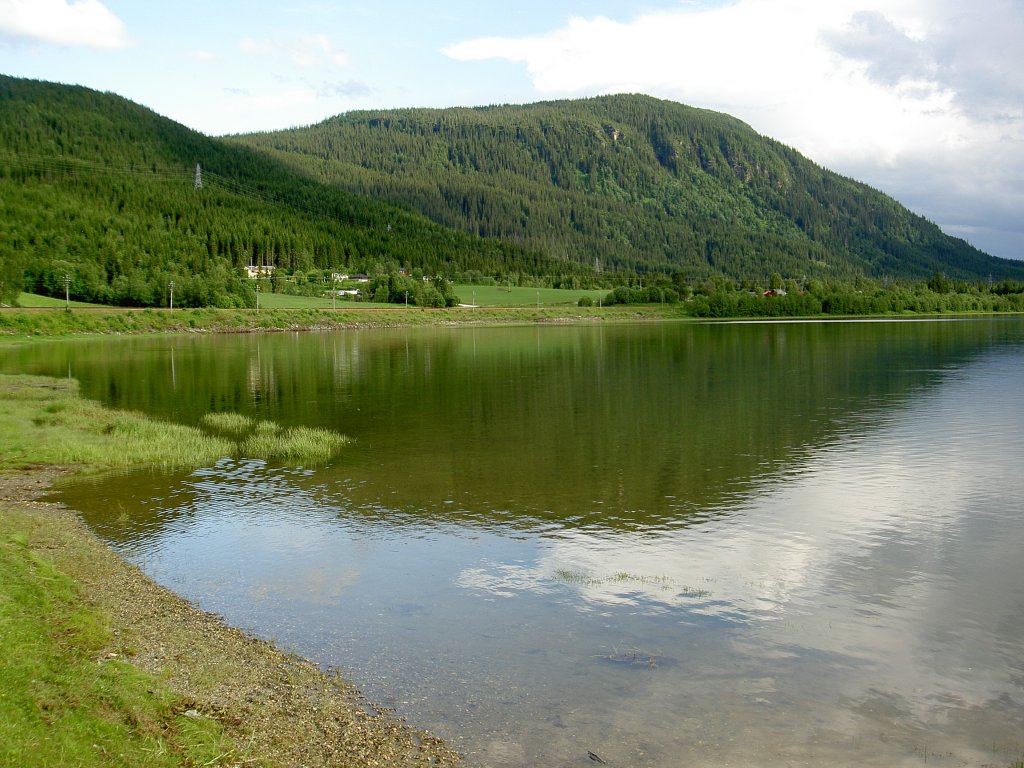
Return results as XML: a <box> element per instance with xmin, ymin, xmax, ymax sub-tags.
<box><xmin>5</xmin><ymin>318</ymin><xmax>1024</xmax><ymax>767</ymax></box>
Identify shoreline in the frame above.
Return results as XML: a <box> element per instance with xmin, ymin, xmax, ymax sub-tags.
<box><xmin>0</xmin><ymin>304</ymin><xmax>681</xmax><ymax>341</ymax></box>
<box><xmin>5</xmin><ymin>310</ymin><xmax>1024</xmax><ymax>767</ymax></box>
<box><xmin>0</xmin><ymin>375</ymin><xmax>462</xmax><ymax>767</ymax></box>
<box><xmin>3</xmin><ymin>303</ymin><xmax>1020</xmax><ymax>344</ymax></box>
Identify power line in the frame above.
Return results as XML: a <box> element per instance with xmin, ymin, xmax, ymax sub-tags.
<box><xmin>0</xmin><ymin>149</ymin><xmax>189</xmax><ymax>182</ymax></box>
<box><xmin>1</xmin><ymin>149</ymin><xmax>381</xmax><ymax>226</ymax></box>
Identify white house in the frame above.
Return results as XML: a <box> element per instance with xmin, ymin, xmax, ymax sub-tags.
<box><xmin>245</xmin><ymin>265</ymin><xmax>275</xmax><ymax>279</ymax></box>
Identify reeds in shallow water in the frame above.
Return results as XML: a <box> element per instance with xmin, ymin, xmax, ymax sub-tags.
<box><xmin>238</xmin><ymin>420</ymin><xmax>350</xmax><ymax>464</ymax></box>
<box><xmin>199</xmin><ymin>412</ymin><xmax>255</xmax><ymax>439</ymax></box>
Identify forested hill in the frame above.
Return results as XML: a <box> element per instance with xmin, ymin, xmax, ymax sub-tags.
<box><xmin>4</xmin><ymin>77</ymin><xmax>1022</xmax><ymax>310</ymax></box>
<box><xmin>0</xmin><ymin>75</ymin><xmax>580</xmax><ymax>306</ymax></box>
<box><xmin>231</xmin><ymin>94</ymin><xmax>1024</xmax><ymax>282</ymax></box>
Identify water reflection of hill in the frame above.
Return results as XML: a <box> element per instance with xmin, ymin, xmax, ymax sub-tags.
<box><xmin>19</xmin><ymin>319</ymin><xmax>1024</xmax><ymax>533</ymax></box>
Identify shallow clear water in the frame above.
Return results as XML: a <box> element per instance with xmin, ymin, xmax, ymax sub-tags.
<box><xmin>10</xmin><ymin>319</ymin><xmax>1024</xmax><ymax>767</ymax></box>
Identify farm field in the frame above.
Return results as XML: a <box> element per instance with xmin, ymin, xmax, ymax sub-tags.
<box><xmin>452</xmin><ymin>284</ymin><xmax>607</xmax><ymax>307</ymax></box>
<box><xmin>12</xmin><ymin>286</ymin><xmax>608</xmax><ymax>311</ymax></box>
<box><xmin>15</xmin><ymin>293</ymin><xmax>105</xmax><ymax>309</ymax></box>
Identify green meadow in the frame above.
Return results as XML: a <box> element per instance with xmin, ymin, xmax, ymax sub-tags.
<box><xmin>452</xmin><ymin>284</ymin><xmax>607</xmax><ymax>307</ymax></box>
<box><xmin>16</xmin><ymin>292</ymin><xmax>105</xmax><ymax>309</ymax></box>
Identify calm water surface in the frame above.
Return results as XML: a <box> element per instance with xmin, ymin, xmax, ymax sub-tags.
<box><xmin>7</xmin><ymin>319</ymin><xmax>1024</xmax><ymax>767</ymax></box>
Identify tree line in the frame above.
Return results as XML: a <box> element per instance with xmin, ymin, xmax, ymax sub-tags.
<box><xmin>0</xmin><ymin>76</ymin><xmax>596</xmax><ymax>307</ymax></box>
<box><xmin>597</xmin><ymin>272</ymin><xmax>1024</xmax><ymax>316</ymax></box>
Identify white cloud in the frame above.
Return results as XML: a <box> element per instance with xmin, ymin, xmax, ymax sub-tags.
<box><xmin>239</xmin><ymin>33</ymin><xmax>349</xmax><ymax>69</ymax></box>
<box><xmin>242</xmin><ymin>88</ymin><xmax>318</xmax><ymax>110</ymax></box>
<box><xmin>203</xmin><ymin>33</ymin><xmax>362</xmax><ymax>134</ymax></box>
<box><xmin>0</xmin><ymin>0</ymin><xmax>129</xmax><ymax>49</ymax></box>
<box><xmin>444</xmin><ymin>0</ymin><xmax>1024</xmax><ymax>260</ymax></box>
<box><xmin>318</xmin><ymin>80</ymin><xmax>372</xmax><ymax>98</ymax></box>
<box><xmin>442</xmin><ymin>0</ymin><xmax>974</xmax><ymax>162</ymax></box>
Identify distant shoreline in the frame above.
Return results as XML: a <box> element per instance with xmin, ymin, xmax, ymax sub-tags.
<box><xmin>3</xmin><ymin>303</ymin><xmax>1021</xmax><ymax>343</ymax></box>
<box><xmin>0</xmin><ymin>303</ymin><xmax>680</xmax><ymax>340</ymax></box>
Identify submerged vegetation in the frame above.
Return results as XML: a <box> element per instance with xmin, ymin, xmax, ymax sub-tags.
<box><xmin>553</xmin><ymin>568</ymin><xmax>712</xmax><ymax>598</ymax></box>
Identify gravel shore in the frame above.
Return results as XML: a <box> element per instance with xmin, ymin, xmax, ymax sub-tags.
<box><xmin>0</xmin><ymin>467</ymin><xmax>462</xmax><ymax>768</ymax></box>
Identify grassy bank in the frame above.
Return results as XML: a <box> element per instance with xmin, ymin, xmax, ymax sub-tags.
<box><xmin>0</xmin><ymin>303</ymin><xmax>679</xmax><ymax>339</ymax></box>
<box><xmin>451</xmin><ymin>284</ymin><xmax>607</xmax><ymax>307</ymax></box>
<box><xmin>1</xmin><ymin>501</ymin><xmax>236</xmax><ymax>767</ymax></box>
<box><xmin>0</xmin><ymin>374</ymin><xmax>459</xmax><ymax>767</ymax></box>
<box><xmin>0</xmin><ymin>375</ymin><xmax>349</xmax><ymax>471</ymax></box>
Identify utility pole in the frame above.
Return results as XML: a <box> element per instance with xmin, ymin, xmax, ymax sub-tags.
<box><xmin>63</xmin><ymin>274</ymin><xmax>70</xmax><ymax>310</ymax></box>
<box><xmin>169</xmin><ymin>280</ymin><xmax>175</xmax><ymax>309</ymax></box>
<box><xmin>194</xmin><ymin>164</ymin><xmax>202</xmax><ymax>189</ymax></box>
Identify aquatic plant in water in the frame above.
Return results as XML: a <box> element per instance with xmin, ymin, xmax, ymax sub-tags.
<box><xmin>197</xmin><ymin>412</ymin><xmax>350</xmax><ymax>465</ymax></box>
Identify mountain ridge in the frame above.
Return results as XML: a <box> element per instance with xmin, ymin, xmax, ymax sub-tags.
<box><xmin>231</xmin><ymin>93</ymin><xmax>1024</xmax><ymax>282</ymax></box>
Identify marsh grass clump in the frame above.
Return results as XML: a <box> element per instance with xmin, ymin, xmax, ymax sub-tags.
<box><xmin>0</xmin><ymin>375</ymin><xmax>234</xmax><ymax>472</ymax></box>
<box><xmin>199</xmin><ymin>411</ymin><xmax>255</xmax><ymax>439</ymax></box>
<box><xmin>0</xmin><ymin>375</ymin><xmax>349</xmax><ymax>474</ymax></box>
<box><xmin>200</xmin><ymin>412</ymin><xmax>349</xmax><ymax>464</ymax></box>
<box><xmin>239</xmin><ymin>421</ymin><xmax>350</xmax><ymax>464</ymax></box>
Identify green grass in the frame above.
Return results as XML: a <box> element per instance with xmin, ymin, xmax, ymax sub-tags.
<box><xmin>255</xmin><ymin>285</ymin><xmax>609</xmax><ymax>308</ymax></box>
<box><xmin>0</xmin><ymin>374</ymin><xmax>352</xmax><ymax>764</ymax></box>
<box><xmin>0</xmin><ymin>304</ymin><xmax>680</xmax><ymax>339</ymax></box>
<box><xmin>0</xmin><ymin>374</ymin><xmax>349</xmax><ymax>472</ymax></box>
<box><xmin>452</xmin><ymin>284</ymin><xmax>607</xmax><ymax>307</ymax></box>
<box><xmin>254</xmin><ymin>291</ymin><xmax>338</xmax><ymax>309</ymax></box>
<box><xmin>0</xmin><ymin>517</ymin><xmax>238</xmax><ymax>767</ymax></box>
<box><xmin>199</xmin><ymin>411</ymin><xmax>255</xmax><ymax>439</ymax></box>
<box><xmin>0</xmin><ymin>376</ymin><xmax>235</xmax><ymax>472</ymax></box>
<box><xmin>240</xmin><ymin>421</ymin><xmax>350</xmax><ymax>464</ymax></box>
<box><xmin>16</xmin><ymin>292</ymin><xmax>106</xmax><ymax>309</ymax></box>
<box><xmin>12</xmin><ymin>287</ymin><xmax>609</xmax><ymax>310</ymax></box>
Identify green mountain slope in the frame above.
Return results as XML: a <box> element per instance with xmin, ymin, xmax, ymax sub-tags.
<box><xmin>0</xmin><ymin>75</ymin><xmax>582</xmax><ymax>307</ymax></box>
<box><xmin>231</xmin><ymin>94</ymin><xmax>1024</xmax><ymax>282</ymax></box>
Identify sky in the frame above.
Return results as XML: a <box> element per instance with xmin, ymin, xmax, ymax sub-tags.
<box><xmin>1</xmin><ymin>0</ymin><xmax>1022</xmax><ymax>261</ymax></box>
